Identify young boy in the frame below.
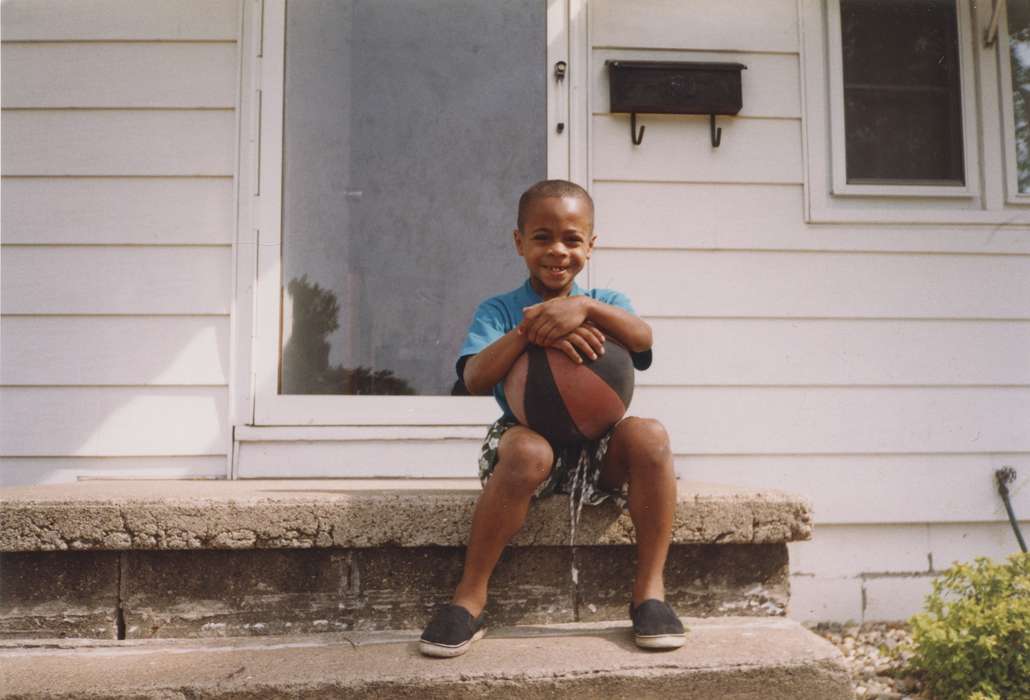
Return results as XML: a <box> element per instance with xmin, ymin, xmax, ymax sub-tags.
<box><xmin>419</xmin><ymin>179</ymin><xmax>684</xmax><ymax>657</ymax></box>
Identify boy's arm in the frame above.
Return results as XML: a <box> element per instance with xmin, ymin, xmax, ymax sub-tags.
<box><xmin>462</xmin><ymin>327</ymin><xmax>530</xmax><ymax>395</ymax></box>
<box><xmin>521</xmin><ymin>297</ymin><xmax>652</xmax><ymax>353</ymax></box>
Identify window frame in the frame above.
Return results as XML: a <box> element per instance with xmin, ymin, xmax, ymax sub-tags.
<box><xmin>799</xmin><ymin>0</ymin><xmax>1030</xmax><ymax>224</ymax></box>
<box><xmin>997</xmin><ymin>0</ymin><xmax>1030</xmax><ymax>204</ymax></box>
<box><xmin>245</xmin><ymin>0</ymin><xmax>583</xmax><ymax>428</ymax></box>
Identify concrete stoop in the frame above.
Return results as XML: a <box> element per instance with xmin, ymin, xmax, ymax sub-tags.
<box><xmin>0</xmin><ymin>479</ymin><xmax>812</xmax><ymax>639</ymax></box>
<box><xmin>0</xmin><ymin>618</ymin><xmax>854</xmax><ymax>699</ymax></box>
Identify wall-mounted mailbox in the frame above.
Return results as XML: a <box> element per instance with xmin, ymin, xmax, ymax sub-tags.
<box><xmin>606</xmin><ymin>60</ymin><xmax>747</xmax><ymax>147</ymax></box>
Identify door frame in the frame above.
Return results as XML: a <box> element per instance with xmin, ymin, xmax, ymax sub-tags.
<box><xmin>229</xmin><ymin>0</ymin><xmax>590</xmax><ymax>475</ymax></box>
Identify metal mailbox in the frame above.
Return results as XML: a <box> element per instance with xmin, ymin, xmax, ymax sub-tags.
<box><xmin>606</xmin><ymin>60</ymin><xmax>747</xmax><ymax>146</ymax></box>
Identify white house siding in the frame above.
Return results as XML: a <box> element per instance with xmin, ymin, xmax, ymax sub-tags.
<box><xmin>588</xmin><ymin>0</ymin><xmax>1030</xmax><ymax>622</ymax></box>
<box><xmin>1</xmin><ymin>0</ymin><xmax>1027</xmax><ymax>626</ymax></box>
<box><xmin>0</xmin><ymin>0</ymin><xmax>239</xmax><ymax>485</ymax></box>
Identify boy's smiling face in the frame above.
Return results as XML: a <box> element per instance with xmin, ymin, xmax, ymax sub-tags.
<box><xmin>514</xmin><ymin>195</ymin><xmax>595</xmax><ymax>300</ymax></box>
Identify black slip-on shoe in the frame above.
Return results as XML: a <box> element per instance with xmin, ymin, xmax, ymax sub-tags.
<box><xmin>419</xmin><ymin>604</ymin><xmax>486</xmax><ymax>658</ymax></box>
<box><xmin>630</xmin><ymin>599</ymin><xmax>687</xmax><ymax>650</ymax></box>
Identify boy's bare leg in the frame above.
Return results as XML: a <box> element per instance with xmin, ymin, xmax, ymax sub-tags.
<box><xmin>451</xmin><ymin>426</ymin><xmax>554</xmax><ymax>617</ymax></box>
<box><xmin>598</xmin><ymin>417</ymin><xmax>677</xmax><ymax>606</ymax></box>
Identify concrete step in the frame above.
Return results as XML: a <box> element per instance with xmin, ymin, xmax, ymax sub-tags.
<box><xmin>0</xmin><ymin>479</ymin><xmax>812</xmax><ymax>639</ymax></box>
<box><xmin>0</xmin><ymin>479</ymin><xmax>812</xmax><ymax>552</ymax></box>
<box><xmin>0</xmin><ymin>617</ymin><xmax>854</xmax><ymax>699</ymax></box>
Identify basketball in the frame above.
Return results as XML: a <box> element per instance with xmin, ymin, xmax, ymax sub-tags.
<box><xmin>503</xmin><ymin>339</ymin><xmax>635</xmax><ymax>446</ymax></box>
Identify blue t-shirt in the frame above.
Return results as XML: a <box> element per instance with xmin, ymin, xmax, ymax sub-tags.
<box><xmin>458</xmin><ymin>278</ymin><xmax>652</xmax><ymax>416</ymax></box>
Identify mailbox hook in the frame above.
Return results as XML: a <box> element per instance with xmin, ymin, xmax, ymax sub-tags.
<box><xmin>710</xmin><ymin>114</ymin><xmax>722</xmax><ymax>148</ymax></box>
<box><xmin>630</xmin><ymin>112</ymin><xmax>645</xmax><ymax>146</ymax></box>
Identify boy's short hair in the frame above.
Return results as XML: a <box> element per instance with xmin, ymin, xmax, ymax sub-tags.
<box><xmin>516</xmin><ymin>179</ymin><xmax>594</xmax><ymax>233</ymax></box>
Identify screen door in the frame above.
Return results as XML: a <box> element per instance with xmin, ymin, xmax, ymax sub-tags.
<box><xmin>280</xmin><ymin>0</ymin><xmax>549</xmax><ymax>398</ymax></box>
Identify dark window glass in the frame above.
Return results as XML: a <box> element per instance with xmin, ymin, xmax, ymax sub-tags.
<box><xmin>1008</xmin><ymin>0</ymin><xmax>1030</xmax><ymax>193</ymax></box>
<box><xmin>840</xmin><ymin>0</ymin><xmax>965</xmax><ymax>185</ymax></box>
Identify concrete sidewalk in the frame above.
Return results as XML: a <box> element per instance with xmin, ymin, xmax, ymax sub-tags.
<box><xmin>0</xmin><ymin>617</ymin><xmax>852</xmax><ymax>699</ymax></box>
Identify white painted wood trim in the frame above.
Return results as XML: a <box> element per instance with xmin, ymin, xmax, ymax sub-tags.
<box><xmin>251</xmin><ymin>0</ymin><xmax>284</xmax><ymax>426</ymax></box>
<box><xmin>996</xmin><ymin>1</ymin><xmax>1030</xmax><ymax>205</ymax></box>
<box><xmin>548</xmin><ymin>0</ymin><xmax>571</xmax><ymax>180</ymax></box>
<box><xmin>244</xmin><ymin>0</ymin><xmax>575</xmax><ymax>430</ymax></box>
<box><xmin>235</xmin><ymin>425</ymin><xmax>486</xmax><ymax>442</ymax></box>
<box><xmin>569</xmin><ymin>0</ymin><xmax>590</xmax><ymax>188</ymax></box>
<box><xmin>825</xmin><ymin>0</ymin><xmax>980</xmax><ymax>198</ymax></box>
<box><xmin>228</xmin><ymin>0</ymin><xmax>251</xmax><ymax>479</ymax></box>
<box><xmin>797</xmin><ymin>0</ymin><xmax>815</xmax><ymax>222</ymax></box>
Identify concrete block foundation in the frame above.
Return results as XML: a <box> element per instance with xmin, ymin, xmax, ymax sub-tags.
<box><xmin>1</xmin><ymin>543</ymin><xmax>788</xmax><ymax>639</ymax></box>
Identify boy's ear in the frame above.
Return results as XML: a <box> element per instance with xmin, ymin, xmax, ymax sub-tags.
<box><xmin>513</xmin><ymin>228</ymin><xmax>525</xmax><ymax>256</ymax></box>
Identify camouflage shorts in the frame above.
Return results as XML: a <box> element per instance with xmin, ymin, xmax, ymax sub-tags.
<box><xmin>478</xmin><ymin>416</ymin><xmax>628</xmax><ymax>510</ymax></box>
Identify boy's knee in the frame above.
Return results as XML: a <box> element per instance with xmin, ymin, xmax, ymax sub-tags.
<box><xmin>496</xmin><ymin>431</ymin><xmax>554</xmax><ymax>492</ymax></box>
<box><xmin>619</xmin><ymin>417</ymin><xmax>671</xmax><ymax>467</ymax></box>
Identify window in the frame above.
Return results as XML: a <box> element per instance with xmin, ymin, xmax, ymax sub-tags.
<box><xmin>798</xmin><ymin>0</ymin><xmax>1030</xmax><ymax>222</ymax></box>
<box><xmin>838</xmin><ymin>0</ymin><xmax>965</xmax><ymax>186</ymax></box>
<box><xmin>247</xmin><ymin>0</ymin><xmax>577</xmax><ymax>425</ymax></box>
<box><xmin>1001</xmin><ymin>0</ymin><xmax>1030</xmax><ymax>200</ymax></box>
<box><xmin>826</xmin><ymin>0</ymin><xmax>977</xmax><ymax>197</ymax></box>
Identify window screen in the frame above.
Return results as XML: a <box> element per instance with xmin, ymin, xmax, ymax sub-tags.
<box><xmin>279</xmin><ymin>0</ymin><xmax>547</xmax><ymax>396</ymax></box>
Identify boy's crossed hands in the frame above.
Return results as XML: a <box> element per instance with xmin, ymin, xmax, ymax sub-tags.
<box><xmin>519</xmin><ymin>296</ymin><xmax>605</xmax><ymax>364</ymax></box>
<box><xmin>463</xmin><ymin>295</ymin><xmax>650</xmax><ymax>395</ymax></box>
<box><xmin>519</xmin><ymin>294</ymin><xmax>653</xmax><ymax>365</ymax></box>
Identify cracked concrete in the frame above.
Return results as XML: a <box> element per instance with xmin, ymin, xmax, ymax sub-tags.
<box><xmin>0</xmin><ymin>618</ymin><xmax>854</xmax><ymax>699</ymax></box>
<box><xmin>0</xmin><ymin>479</ymin><xmax>811</xmax><ymax>552</ymax></box>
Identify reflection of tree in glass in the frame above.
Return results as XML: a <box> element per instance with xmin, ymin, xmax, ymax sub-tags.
<box><xmin>1012</xmin><ymin>26</ymin><xmax>1030</xmax><ymax>192</ymax></box>
<box><xmin>281</xmin><ymin>275</ymin><xmax>415</xmax><ymax>395</ymax></box>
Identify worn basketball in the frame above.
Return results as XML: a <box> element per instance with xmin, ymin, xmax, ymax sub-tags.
<box><xmin>504</xmin><ymin>339</ymin><xmax>635</xmax><ymax>446</ymax></box>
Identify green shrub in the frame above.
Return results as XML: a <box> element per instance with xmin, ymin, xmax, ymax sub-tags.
<box><xmin>906</xmin><ymin>553</ymin><xmax>1030</xmax><ymax>700</ymax></box>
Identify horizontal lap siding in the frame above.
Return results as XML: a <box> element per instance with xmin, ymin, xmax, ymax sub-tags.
<box><xmin>0</xmin><ymin>1</ymin><xmax>238</xmax><ymax>41</ymax></box>
<box><xmin>594</xmin><ymin>249</ymin><xmax>1030</xmax><ymax>319</ymax></box>
<box><xmin>635</xmin><ymin>387</ymin><xmax>1030</xmax><ymax>454</ymax></box>
<box><xmin>588</xmin><ymin>0</ymin><xmax>1030</xmax><ymax>540</ymax></box>
<box><xmin>0</xmin><ymin>387</ymin><xmax>228</xmax><ymax>455</ymax></box>
<box><xmin>643</xmin><ymin>319</ymin><xmax>1030</xmax><ymax>386</ymax></box>
<box><xmin>2</xmin><ymin>247</ymin><xmax>232</xmax><ymax>314</ymax></box>
<box><xmin>593</xmin><ymin>115</ymin><xmax>802</xmax><ymax>183</ymax></box>
<box><xmin>1</xmin><ymin>317</ymin><xmax>230</xmax><ymax>385</ymax></box>
<box><xmin>1</xmin><ymin>43</ymin><xmax>237</xmax><ymax>108</ymax></box>
<box><xmin>2</xmin><ymin>111</ymin><xmax>235</xmax><ymax>175</ymax></box>
<box><xmin>0</xmin><ymin>0</ymin><xmax>238</xmax><ymax>483</ymax></box>
<box><xmin>591</xmin><ymin>0</ymin><xmax>798</xmax><ymax>53</ymax></box>
<box><xmin>683</xmin><ymin>455</ymin><xmax>1030</xmax><ymax>524</ymax></box>
<box><xmin>1</xmin><ymin>178</ymin><xmax>234</xmax><ymax>245</ymax></box>
<box><xmin>593</xmin><ymin>182</ymin><xmax>1030</xmax><ymax>254</ymax></box>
